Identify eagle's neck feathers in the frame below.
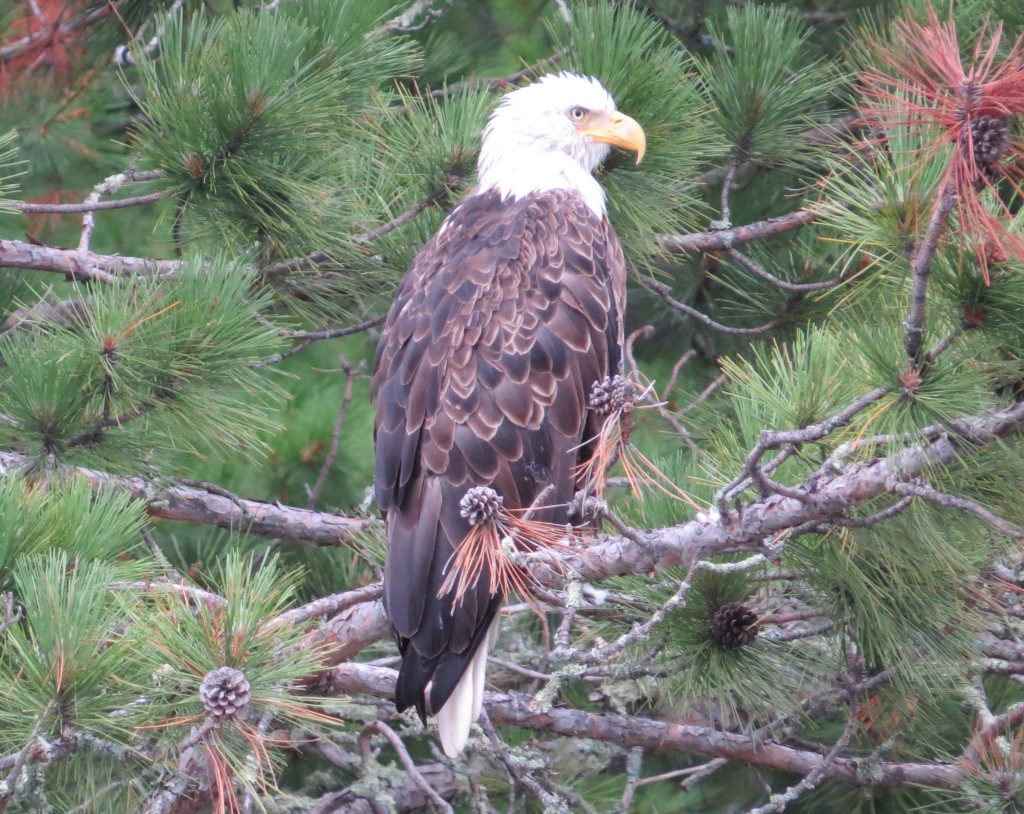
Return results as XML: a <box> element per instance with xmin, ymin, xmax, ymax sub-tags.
<box><xmin>476</xmin><ymin>145</ymin><xmax>608</xmax><ymax>218</ymax></box>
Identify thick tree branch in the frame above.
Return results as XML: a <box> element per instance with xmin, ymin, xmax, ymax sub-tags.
<box><xmin>5</xmin><ymin>399</ymin><xmax>1024</xmax><ymax>613</ymax></box>
<box><xmin>0</xmin><ymin>238</ymin><xmax>181</xmax><ymax>282</ymax></box>
<box><xmin>327</xmin><ymin>663</ymin><xmax>966</xmax><ymax>793</ymax></box>
<box><xmin>0</xmin><ymin>450</ymin><xmax>379</xmax><ymax>546</ymax></box>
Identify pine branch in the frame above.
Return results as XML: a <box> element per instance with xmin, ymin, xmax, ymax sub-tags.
<box><xmin>293</xmin><ymin>399</ymin><xmax>1024</xmax><ymax>673</ymax></box>
<box><xmin>0</xmin><ymin>450</ymin><xmax>380</xmax><ymax>546</ymax></box>
<box><xmin>904</xmin><ymin>182</ymin><xmax>958</xmax><ymax>363</ymax></box>
<box><xmin>306</xmin><ymin>359</ymin><xmax>365</xmax><ymax>509</ymax></box>
<box><xmin>891</xmin><ymin>481</ymin><xmax>1024</xmax><ymax>539</ymax></box>
<box><xmin>745</xmin><ymin>711</ymin><xmax>858</xmax><ymax>814</ymax></box>
<box><xmin>727</xmin><ymin>248</ymin><xmax>846</xmax><ymax>293</ymax></box>
<box><xmin>0</xmin><ymin>189</ymin><xmax>167</xmax><ymax>214</ymax></box>
<box><xmin>5</xmin><ymin>397</ymin><xmax>1023</xmax><ymax>615</ymax></box>
<box><xmin>640</xmin><ymin>273</ymin><xmax>781</xmax><ymax>335</ymax></box>
<box><xmin>358</xmin><ymin>722</ymin><xmax>455</xmax><ymax>814</ymax></box>
<box><xmin>327</xmin><ymin>663</ymin><xmax>967</xmax><ymax>793</ymax></box>
<box><xmin>0</xmin><ymin>237</ymin><xmax>181</xmax><ymax>282</ymax></box>
<box><xmin>659</xmin><ymin>208</ymin><xmax>820</xmax><ymax>254</ymax></box>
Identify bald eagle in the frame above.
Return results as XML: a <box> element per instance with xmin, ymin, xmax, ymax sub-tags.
<box><xmin>372</xmin><ymin>73</ymin><xmax>646</xmax><ymax>757</ymax></box>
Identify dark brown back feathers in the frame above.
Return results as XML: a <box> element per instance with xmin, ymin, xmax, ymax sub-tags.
<box><xmin>372</xmin><ymin>188</ymin><xmax>626</xmax><ymax>720</ymax></box>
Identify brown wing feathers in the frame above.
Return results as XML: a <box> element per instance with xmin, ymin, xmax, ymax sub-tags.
<box><xmin>372</xmin><ymin>188</ymin><xmax>625</xmax><ymax>722</ymax></box>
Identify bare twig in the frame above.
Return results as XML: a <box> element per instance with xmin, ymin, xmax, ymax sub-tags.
<box><xmin>111</xmin><ymin>579</ymin><xmax>228</xmax><ymax>609</ymax></box>
<box><xmin>307</xmin><ymin>359</ymin><xmax>365</xmax><ymax>509</ymax></box>
<box><xmin>265</xmin><ymin>583</ymin><xmax>383</xmax><ymax>632</ymax></box>
<box><xmin>635</xmin><ymin>759</ymin><xmax>728</xmax><ymax>789</ymax></box>
<box><xmin>111</xmin><ymin>0</ymin><xmax>183</xmax><ymax>66</ymax></box>
<box><xmin>477</xmin><ymin>711</ymin><xmax>573</xmax><ymax>812</ymax></box>
<box><xmin>0</xmin><ymin>5</ymin><xmax>109</xmax><ymax>62</ymax></box>
<box><xmin>904</xmin><ymin>184</ymin><xmax>957</xmax><ymax>362</ymax></box>
<box><xmin>262</xmin><ymin>194</ymin><xmax>447</xmax><ymax>279</ymax></box>
<box><xmin>715</xmin><ymin>387</ymin><xmax>890</xmax><ymax>511</ymax></box>
<box><xmin>359</xmin><ymin>721</ymin><xmax>454</xmax><ymax>814</ymax></box>
<box><xmin>662</xmin><ymin>350</ymin><xmax>698</xmax><ymax>402</ymax></box>
<box><xmin>356</xmin><ymin>196</ymin><xmax>444</xmax><ymax>243</ymax></box>
<box><xmin>279</xmin><ymin>316</ymin><xmax>385</xmax><ymax>343</ymax></box>
<box><xmin>0</xmin><ymin>594</ymin><xmax>22</xmax><ymax>637</ymax></box>
<box><xmin>579</xmin><ymin>557</ymin><xmax>700</xmax><ymax>664</ymax></box>
<box><xmin>835</xmin><ymin>495</ymin><xmax>915</xmax><ymax>527</ymax></box>
<box><xmin>65</xmin><ymin>402</ymin><xmax>153</xmax><ymax>448</ymax></box>
<box><xmin>623</xmin><ymin>327</ymin><xmax>703</xmax><ymax>454</ymax></box>
<box><xmin>0</xmin><ymin>189</ymin><xmax>167</xmax><ymax>215</ymax></box>
<box><xmin>718</xmin><ymin>161</ymin><xmax>738</xmax><ymax>228</ymax></box>
<box><xmin>678</xmin><ymin>373</ymin><xmax>727</xmax><ymax>417</ymax></box>
<box><xmin>744</xmin><ymin>711</ymin><xmax>859</xmax><ymax>813</ymax></box>
<box><xmin>424</xmin><ymin>54</ymin><xmax>563</xmax><ymax>100</ymax></box>
<box><xmin>78</xmin><ymin>170</ymin><xmax>167</xmax><ymax>252</ymax></box>
<box><xmin>891</xmin><ymin>481</ymin><xmax>1024</xmax><ymax>539</ymax></box>
<box><xmin>727</xmin><ymin>248</ymin><xmax>846</xmax><ymax>293</ymax></box>
<box><xmin>641</xmin><ymin>274</ymin><xmax>781</xmax><ymax>336</ymax></box>
<box><xmin>658</xmin><ymin>209</ymin><xmax>820</xmax><ymax>255</ymax></box>
<box><xmin>617</xmin><ymin>747</ymin><xmax>644</xmax><ymax>814</ymax></box>
<box><xmin>0</xmin><ymin>237</ymin><xmax>181</xmax><ymax>282</ymax></box>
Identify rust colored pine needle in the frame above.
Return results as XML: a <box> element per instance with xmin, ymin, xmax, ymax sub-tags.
<box><xmin>860</xmin><ymin>4</ymin><xmax>1024</xmax><ymax>279</ymax></box>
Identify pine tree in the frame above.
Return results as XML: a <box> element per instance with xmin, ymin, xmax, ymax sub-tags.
<box><xmin>1</xmin><ymin>0</ymin><xmax>1024</xmax><ymax>812</ymax></box>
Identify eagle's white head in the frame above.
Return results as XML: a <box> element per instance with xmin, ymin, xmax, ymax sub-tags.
<box><xmin>476</xmin><ymin>72</ymin><xmax>646</xmax><ymax>217</ymax></box>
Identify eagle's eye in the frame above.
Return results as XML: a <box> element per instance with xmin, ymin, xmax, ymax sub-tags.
<box><xmin>568</xmin><ymin>106</ymin><xmax>587</xmax><ymax>121</ymax></box>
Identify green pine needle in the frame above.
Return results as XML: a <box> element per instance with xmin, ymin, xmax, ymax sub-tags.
<box><xmin>697</xmin><ymin>5</ymin><xmax>843</xmax><ymax>170</ymax></box>
<box><xmin>0</xmin><ymin>256</ymin><xmax>286</xmax><ymax>472</ymax></box>
<box><xmin>0</xmin><ymin>478</ymin><xmax>146</xmax><ymax>583</ymax></box>
<box><xmin>128</xmin><ymin>552</ymin><xmax>336</xmax><ymax>803</ymax></box>
<box><xmin>0</xmin><ymin>552</ymin><xmax>151</xmax><ymax>752</ymax></box>
<box><xmin>0</xmin><ymin>130</ymin><xmax>24</xmax><ymax>205</ymax></box>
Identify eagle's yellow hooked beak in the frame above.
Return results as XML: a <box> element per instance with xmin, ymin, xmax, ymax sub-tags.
<box><xmin>578</xmin><ymin>111</ymin><xmax>647</xmax><ymax>164</ymax></box>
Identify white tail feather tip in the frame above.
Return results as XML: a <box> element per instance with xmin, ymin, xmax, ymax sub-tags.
<box><xmin>435</xmin><ymin>639</ymin><xmax>491</xmax><ymax>758</ymax></box>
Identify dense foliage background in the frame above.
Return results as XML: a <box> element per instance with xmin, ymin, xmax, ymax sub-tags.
<box><xmin>2</xmin><ymin>0</ymin><xmax>1024</xmax><ymax>811</ymax></box>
